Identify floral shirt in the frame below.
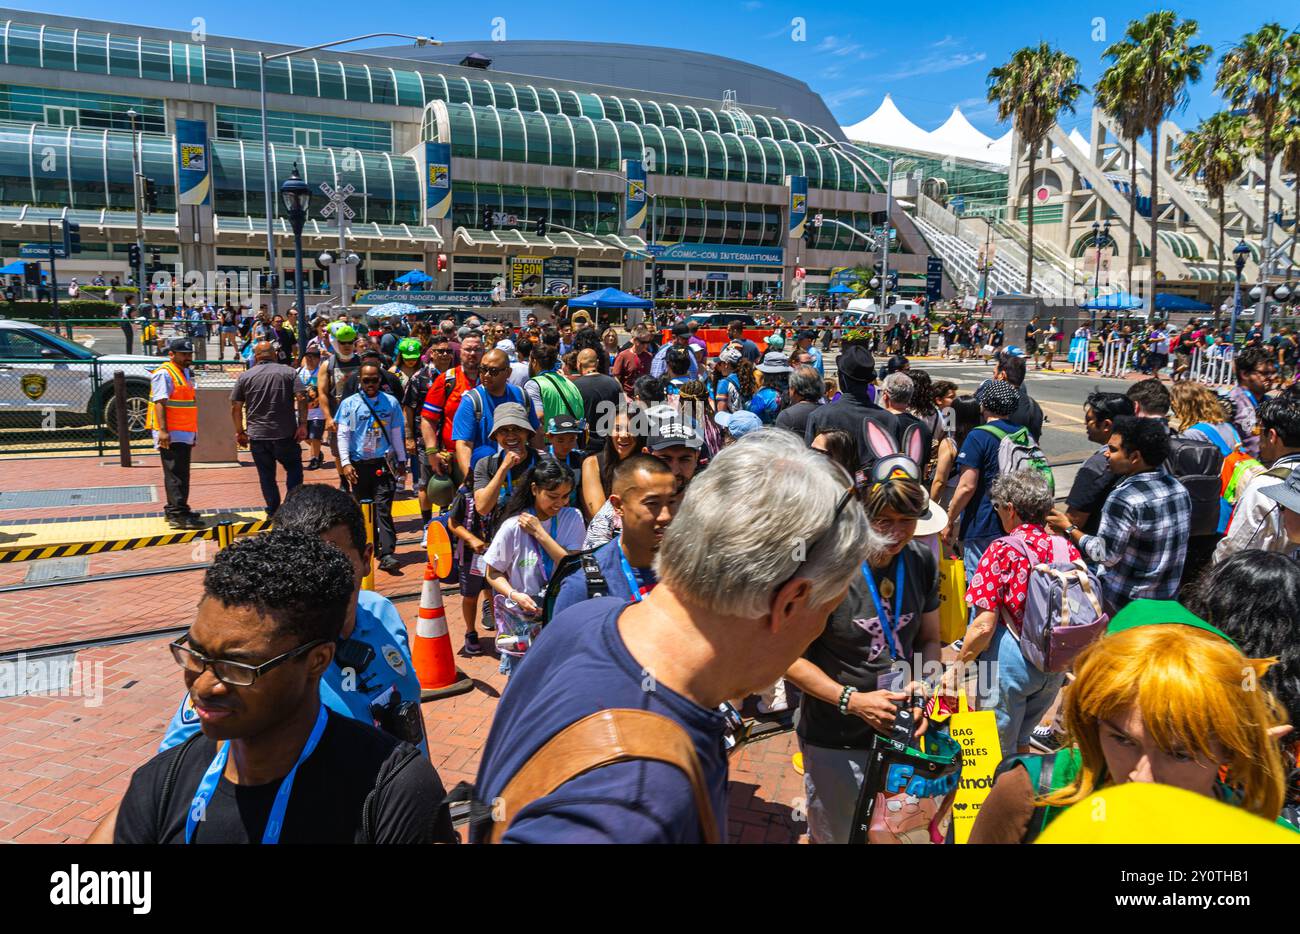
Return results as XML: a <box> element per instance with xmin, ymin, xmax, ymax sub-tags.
<box><xmin>965</xmin><ymin>524</ymin><xmax>1081</xmax><ymax>634</ymax></box>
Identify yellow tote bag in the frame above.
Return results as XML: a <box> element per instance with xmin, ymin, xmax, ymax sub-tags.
<box><xmin>936</xmin><ymin>547</ymin><xmax>967</xmax><ymax>645</ymax></box>
<box><xmin>944</xmin><ymin>691</ymin><xmax>1002</xmax><ymax>844</ymax></box>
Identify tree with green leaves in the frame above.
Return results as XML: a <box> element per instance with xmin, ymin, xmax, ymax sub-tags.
<box><xmin>987</xmin><ymin>43</ymin><xmax>1084</xmax><ymax>293</ymax></box>
<box><xmin>1103</xmin><ymin>12</ymin><xmax>1211</xmax><ymax>315</ymax></box>
<box><xmin>1095</xmin><ymin>48</ymin><xmax>1148</xmax><ymax>293</ymax></box>
<box><xmin>1217</xmin><ymin>24</ymin><xmax>1300</xmax><ymax>319</ymax></box>
<box><xmin>1280</xmin><ymin>118</ymin><xmax>1300</xmax><ymax>265</ymax></box>
<box><xmin>1177</xmin><ymin>112</ymin><xmax>1246</xmax><ymax>296</ymax></box>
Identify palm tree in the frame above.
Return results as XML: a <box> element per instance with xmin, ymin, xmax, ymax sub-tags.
<box><xmin>1217</xmin><ymin>25</ymin><xmax>1300</xmax><ymax>305</ymax></box>
<box><xmin>1095</xmin><ymin>50</ymin><xmax>1147</xmax><ymax>293</ymax></box>
<box><xmin>987</xmin><ymin>43</ymin><xmax>1084</xmax><ymax>293</ymax></box>
<box><xmin>1104</xmin><ymin>12</ymin><xmax>1212</xmax><ymax>316</ymax></box>
<box><xmin>1177</xmin><ymin>113</ymin><xmax>1246</xmax><ymax>309</ymax></box>
<box><xmin>1280</xmin><ymin>118</ymin><xmax>1300</xmax><ymax>265</ymax></box>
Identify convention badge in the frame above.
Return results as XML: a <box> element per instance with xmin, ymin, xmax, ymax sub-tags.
<box><xmin>879</xmin><ymin>577</ymin><xmax>896</xmax><ymax>601</ymax></box>
<box><xmin>876</xmin><ymin>665</ymin><xmax>905</xmax><ymax>693</ymax></box>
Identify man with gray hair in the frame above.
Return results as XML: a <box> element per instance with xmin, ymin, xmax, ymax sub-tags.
<box><xmin>776</xmin><ymin>365</ymin><xmax>823</xmax><ymax>437</ymax></box>
<box><xmin>472</xmin><ymin>429</ymin><xmax>873</xmax><ymax>843</ymax></box>
<box><xmin>881</xmin><ymin>371</ymin><xmax>932</xmax><ymax>474</ymax></box>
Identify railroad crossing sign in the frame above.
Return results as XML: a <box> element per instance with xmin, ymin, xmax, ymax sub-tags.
<box><xmin>319</xmin><ymin>182</ymin><xmax>356</xmax><ymax>222</ymax></box>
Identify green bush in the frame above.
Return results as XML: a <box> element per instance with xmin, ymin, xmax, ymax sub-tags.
<box><xmin>0</xmin><ymin>300</ymin><xmax>121</xmax><ymax>320</ymax></box>
<box><xmin>79</xmin><ymin>285</ymin><xmax>139</xmax><ymax>297</ymax></box>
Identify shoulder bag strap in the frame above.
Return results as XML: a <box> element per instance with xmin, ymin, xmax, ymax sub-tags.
<box><xmin>489</xmin><ymin>708</ymin><xmax>718</xmax><ymax>844</ymax></box>
<box><xmin>582</xmin><ymin>552</ymin><xmax>609</xmax><ymax>599</ymax></box>
<box><xmin>539</xmin><ymin>371</ymin><xmax>583</xmax><ymax>420</ymax></box>
<box><xmin>974</xmin><ymin>423</ymin><xmax>1007</xmax><ymax>441</ymax></box>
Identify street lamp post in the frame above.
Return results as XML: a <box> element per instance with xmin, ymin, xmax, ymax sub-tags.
<box><xmin>259</xmin><ymin>34</ymin><xmax>438</xmax><ymax>305</ymax></box>
<box><xmin>1229</xmin><ymin>239</ymin><xmax>1250</xmax><ymax>348</ymax></box>
<box><xmin>279</xmin><ymin>164</ymin><xmax>311</xmax><ymax>356</ymax></box>
<box><xmin>1090</xmin><ymin>220</ymin><xmax>1111</xmax><ymax>329</ymax></box>
<box><xmin>576</xmin><ymin>168</ymin><xmax>658</xmax><ymax>297</ymax></box>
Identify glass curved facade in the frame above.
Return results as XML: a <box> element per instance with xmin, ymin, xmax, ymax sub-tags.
<box><xmin>451</xmin><ymin>183</ymin><xmax>621</xmax><ymax>236</ymax></box>
<box><xmin>0</xmin><ymin>124</ymin><xmax>420</xmax><ymax>222</ymax></box>
<box><xmin>0</xmin><ymin>19</ymin><xmax>836</xmax><ymax>149</ymax></box>
<box><xmin>424</xmin><ymin>102</ymin><xmax>872</xmax><ymax>192</ymax></box>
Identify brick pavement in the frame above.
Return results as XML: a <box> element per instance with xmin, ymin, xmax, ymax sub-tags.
<box><xmin>0</xmin><ymin>450</ymin><xmax>806</xmax><ymax>844</ymax></box>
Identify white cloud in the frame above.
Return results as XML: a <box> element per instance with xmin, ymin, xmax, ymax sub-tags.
<box><xmin>742</xmin><ymin>0</ymin><xmax>763</xmax><ymax>9</ymax></box>
<box><xmin>823</xmin><ymin>84</ymin><xmax>878</xmax><ymax>108</ymax></box>
<box><xmin>881</xmin><ymin>50</ymin><xmax>987</xmax><ymax>81</ymax></box>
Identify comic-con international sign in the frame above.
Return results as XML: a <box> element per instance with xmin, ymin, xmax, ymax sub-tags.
<box><xmin>543</xmin><ymin>257</ymin><xmax>574</xmax><ymax>295</ymax></box>
<box><xmin>425</xmin><ymin>142</ymin><xmax>452</xmax><ymax>219</ymax></box>
<box><xmin>175</xmin><ymin>119</ymin><xmax>211</xmax><ymax>206</ymax></box>
<box><xmin>511</xmin><ymin>256</ymin><xmax>544</xmax><ymax>296</ymax></box>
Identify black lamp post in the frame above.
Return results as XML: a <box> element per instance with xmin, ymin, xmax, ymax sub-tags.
<box><xmin>1229</xmin><ymin>239</ymin><xmax>1250</xmax><ymax>348</ymax></box>
<box><xmin>280</xmin><ymin>164</ymin><xmax>312</xmax><ymax>356</ymax></box>
<box><xmin>1090</xmin><ymin>220</ymin><xmax>1111</xmax><ymax>329</ymax></box>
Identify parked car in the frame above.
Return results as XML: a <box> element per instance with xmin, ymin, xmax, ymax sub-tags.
<box><xmin>0</xmin><ymin>321</ymin><xmax>161</xmax><ymax>437</ymax></box>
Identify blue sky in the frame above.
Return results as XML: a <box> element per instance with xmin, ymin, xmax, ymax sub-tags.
<box><xmin>30</xmin><ymin>1</ymin><xmax>1297</xmax><ymax>134</ymax></box>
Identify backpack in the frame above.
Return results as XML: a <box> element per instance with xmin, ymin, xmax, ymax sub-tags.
<box><xmin>995</xmin><ymin>748</ymin><xmax>1082</xmax><ymax>843</ymax></box>
<box><xmin>974</xmin><ymin>423</ymin><xmax>1054</xmax><ymax>493</ymax></box>
<box><xmin>541</xmin><ymin>549</ymin><xmax>609</xmax><ymax>624</ymax></box>
<box><xmin>1165</xmin><ymin>433</ymin><xmax>1226</xmax><ymax>537</ymax></box>
<box><xmin>992</xmin><ymin>534</ymin><xmax>1109</xmax><ymax>672</ymax></box>
<box><xmin>1190</xmin><ymin>422</ymin><xmax>1264</xmax><ymax>534</ymax></box>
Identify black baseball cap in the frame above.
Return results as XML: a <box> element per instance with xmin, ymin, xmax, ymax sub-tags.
<box><xmin>671</xmin><ymin>322</ymin><xmax>691</xmax><ymax>337</ymax></box>
<box><xmin>648</xmin><ymin>417</ymin><xmax>703</xmax><ymax>451</ymax></box>
<box><xmin>546</xmin><ymin>414</ymin><xmax>585</xmax><ymax>435</ymax></box>
<box><xmin>837</xmin><ymin>345</ymin><xmax>877</xmax><ymax>384</ymax></box>
<box><xmin>168</xmin><ymin>338</ymin><xmax>194</xmax><ymax>353</ymax></box>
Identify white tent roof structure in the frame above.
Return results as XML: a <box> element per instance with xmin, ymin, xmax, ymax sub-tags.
<box><xmin>840</xmin><ymin>94</ymin><xmax>937</xmax><ymax>155</ymax></box>
<box><xmin>1051</xmin><ymin>127</ymin><xmax>1092</xmax><ymax>160</ymax></box>
<box><xmin>840</xmin><ymin>96</ymin><xmax>1010</xmax><ymax>167</ymax></box>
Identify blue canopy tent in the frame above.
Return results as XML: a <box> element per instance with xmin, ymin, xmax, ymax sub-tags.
<box><xmin>826</xmin><ymin>283</ymin><xmax>856</xmax><ymax>295</ymax></box>
<box><xmin>1154</xmin><ymin>293</ymin><xmax>1211</xmax><ymax>312</ymax></box>
<box><xmin>566</xmin><ymin>287</ymin><xmax>653</xmax><ymax>309</ymax></box>
<box><xmin>394</xmin><ymin>269</ymin><xmax>432</xmax><ymax>285</ymax></box>
<box><xmin>1079</xmin><ymin>291</ymin><xmax>1144</xmax><ymax>310</ymax></box>
<box><xmin>0</xmin><ymin>260</ymin><xmax>28</xmax><ymax>275</ymax></box>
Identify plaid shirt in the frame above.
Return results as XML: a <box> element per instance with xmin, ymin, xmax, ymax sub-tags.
<box><xmin>1079</xmin><ymin>469</ymin><xmax>1190</xmax><ymax>611</ymax></box>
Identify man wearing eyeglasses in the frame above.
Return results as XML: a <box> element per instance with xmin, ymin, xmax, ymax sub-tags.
<box><xmin>453</xmin><ymin>348</ymin><xmax>538</xmax><ymax>479</ymax></box>
<box><xmin>156</xmin><ymin>483</ymin><xmax>429</xmax><ymax>755</ymax></box>
<box><xmin>421</xmin><ymin>332</ymin><xmax>483</xmax><ymax>485</ymax></box>
<box><xmin>402</xmin><ymin>335</ymin><xmax>451</xmax><ymax>529</ymax></box>
<box><xmin>336</xmin><ymin>362</ymin><xmax>406</xmax><ymax>574</ymax></box>
<box><xmin>93</xmin><ymin>530</ymin><xmax>450</xmax><ymax>844</ymax></box>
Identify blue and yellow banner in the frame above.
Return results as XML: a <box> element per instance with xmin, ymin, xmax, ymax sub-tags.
<box><xmin>787</xmin><ymin>175</ymin><xmax>807</xmax><ymax>240</ymax></box>
<box><xmin>425</xmin><ymin>142</ymin><xmax>452</xmax><ymax>219</ymax></box>
<box><xmin>175</xmin><ymin>119</ymin><xmax>210</xmax><ymax>206</ymax></box>
<box><xmin>623</xmin><ymin>159</ymin><xmax>647</xmax><ymax>230</ymax></box>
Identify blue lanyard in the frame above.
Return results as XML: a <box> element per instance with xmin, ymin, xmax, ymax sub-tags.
<box><xmin>861</xmin><ymin>559</ymin><xmax>905</xmax><ymax>660</ymax></box>
<box><xmin>185</xmin><ymin>704</ymin><xmax>328</xmax><ymax>845</ymax></box>
<box><xmin>615</xmin><ymin>535</ymin><xmax>653</xmax><ymax>602</ymax></box>
<box><xmin>1243</xmin><ymin>389</ymin><xmax>1259</xmax><ymax>410</ymax></box>
<box><xmin>532</xmin><ymin>509</ymin><xmax>559</xmax><ymax>578</ymax></box>
<box><xmin>547</xmin><ymin>445</ymin><xmax>579</xmax><ymax>505</ymax></box>
<box><xmin>501</xmin><ymin>453</ymin><xmax>535</xmax><ymax>503</ymax></box>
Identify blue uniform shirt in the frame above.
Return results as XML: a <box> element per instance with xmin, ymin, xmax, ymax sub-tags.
<box><xmin>158</xmin><ymin>590</ymin><xmax>427</xmax><ymax>755</ymax></box>
<box><xmin>451</xmin><ymin>383</ymin><xmax>535</xmax><ymax>470</ymax></box>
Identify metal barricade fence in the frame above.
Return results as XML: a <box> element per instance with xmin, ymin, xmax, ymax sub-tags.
<box><xmin>1099</xmin><ymin>340</ymin><xmax>1132</xmax><ymax>377</ymax></box>
<box><xmin>1191</xmin><ymin>346</ymin><xmax>1235</xmax><ymax>386</ymax></box>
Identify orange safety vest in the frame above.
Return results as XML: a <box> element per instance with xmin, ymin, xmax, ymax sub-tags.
<box><xmin>145</xmin><ymin>362</ymin><xmax>197</xmax><ymax>434</ymax></box>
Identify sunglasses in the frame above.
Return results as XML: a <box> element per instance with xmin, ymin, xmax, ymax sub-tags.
<box><xmin>479</xmin><ymin>365</ymin><xmax>507</xmax><ymax>375</ymax></box>
<box><xmin>360</xmin><ymin>376</ymin><xmax>381</xmax><ymax>384</ymax></box>
<box><xmin>780</xmin><ymin>486</ymin><xmax>856</xmax><ymax>590</ymax></box>
<box><xmin>169</xmin><ymin>633</ymin><xmax>326</xmax><ymax>687</ymax></box>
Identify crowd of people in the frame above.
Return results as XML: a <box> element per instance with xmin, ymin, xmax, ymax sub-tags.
<box><xmin>120</xmin><ymin>300</ymin><xmax>1300</xmax><ymax>844</ymax></box>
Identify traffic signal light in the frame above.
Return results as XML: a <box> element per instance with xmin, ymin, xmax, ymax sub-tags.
<box><xmin>24</xmin><ymin>262</ymin><xmax>40</xmax><ymax>287</ymax></box>
<box><xmin>143</xmin><ymin>178</ymin><xmax>159</xmax><ymax>213</ymax></box>
<box><xmin>534</xmin><ymin>215</ymin><xmax>548</xmax><ymax>237</ymax></box>
<box><xmin>127</xmin><ymin>243</ymin><xmax>141</xmax><ymax>269</ymax></box>
<box><xmin>481</xmin><ymin>207</ymin><xmax>494</xmax><ymax>232</ymax></box>
<box><xmin>62</xmin><ymin>220</ymin><xmax>81</xmax><ymax>255</ymax></box>
<box><xmin>887</xmin><ymin>294</ymin><xmax>897</xmax><ymax>307</ymax></box>
<box><xmin>653</xmin><ymin>266</ymin><xmax>665</xmax><ymax>285</ymax></box>
<box><xmin>436</xmin><ymin>253</ymin><xmax>447</xmax><ymax>272</ymax></box>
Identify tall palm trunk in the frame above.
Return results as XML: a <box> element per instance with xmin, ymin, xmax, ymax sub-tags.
<box><xmin>1217</xmin><ymin>190</ymin><xmax>1226</xmax><ymax>324</ymax></box>
<box><xmin>1291</xmin><ymin>181</ymin><xmax>1298</xmax><ymax>265</ymax></box>
<box><xmin>1127</xmin><ymin>150</ymin><xmax>1138</xmax><ymax>292</ymax></box>
<box><xmin>1148</xmin><ymin>123</ymin><xmax>1160</xmax><ymax>314</ymax></box>
<box><xmin>1025</xmin><ymin>147</ymin><xmax>1036</xmax><ymax>294</ymax></box>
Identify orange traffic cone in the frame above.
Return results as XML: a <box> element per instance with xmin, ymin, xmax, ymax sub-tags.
<box><xmin>412</xmin><ymin>562</ymin><xmax>474</xmax><ymax>700</ymax></box>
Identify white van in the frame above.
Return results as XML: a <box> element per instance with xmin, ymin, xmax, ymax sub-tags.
<box><xmin>842</xmin><ymin>298</ymin><xmax>920</xmax><ymax>328</ymax></box>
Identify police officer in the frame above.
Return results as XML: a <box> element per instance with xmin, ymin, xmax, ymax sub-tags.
<box><xmin>158</xmin><ymin>484</ymin><xmax>428</xmax><ymax>755</ymax></box>
<box><xmin>336</xmin><ymin>361</ymin><xmax>406</xmax><ymax>573</ymax></box>
<box><xmin>148</xmin><ymin>338</ymin><xmax>205</xmax><ymax>530</ymax></box>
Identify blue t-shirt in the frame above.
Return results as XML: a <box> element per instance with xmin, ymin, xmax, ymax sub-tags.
<box><xmin>807</xmin><ymin>345</ymin><xmax>825</xmax><ymax>377</ymax></box>
<box><xmin>955</xmin><ymin>418</ymin><xmax>1017</xmax><ymax>541</ymax></box>
<box><xmin>472</xmin><ymin>597</ymin><xmax>727</xmax><ymax>843</ymax></box>
<box><xmin>748</xmin><ymin>386</ymin><xmax>781</xmax><ymax>424</ymax></box>
<box><xmin>158</xmin><ymin>591</ymin><xmax>427</xmax><ymax>756</ymax></box>
<box><xmin>451</xmin><ymin>383</ymin><xmax>535</xmax><ymax>470</ymax></box>
<box><xmin>551</xmin><ymin>538</ymin><xmax>657</xmax><ymax>618</ymax></box>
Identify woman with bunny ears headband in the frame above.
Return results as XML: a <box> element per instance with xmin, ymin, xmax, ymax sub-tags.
<box><xmin>784</xmin><ymin>420</ymin><xmax>948</xmax><ymax>843</ymax></box>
